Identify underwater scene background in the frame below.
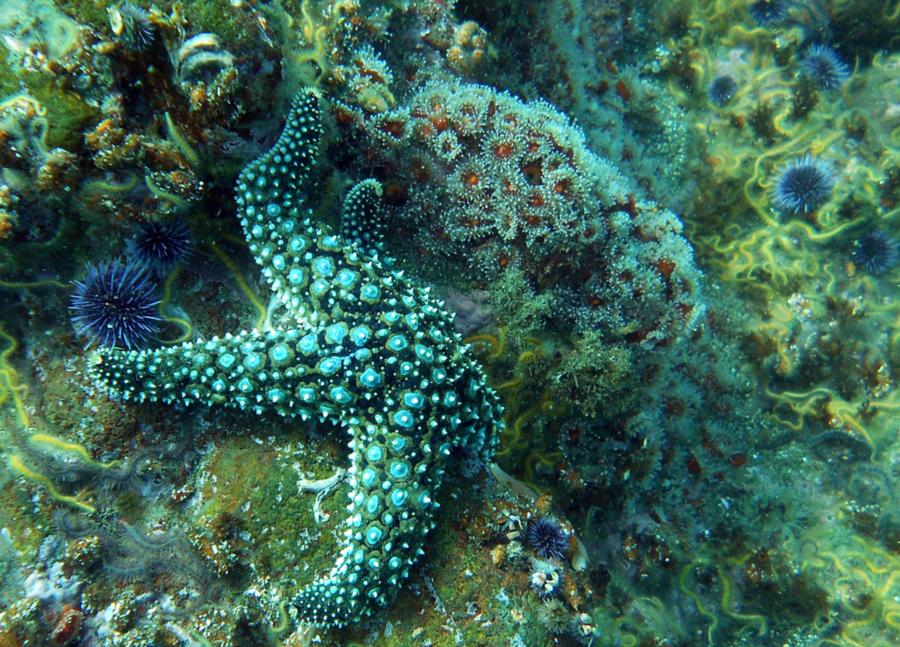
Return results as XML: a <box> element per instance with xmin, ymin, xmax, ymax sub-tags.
<box><xmin>0</xmin><ymin>1</ymin><xmax>897</xmax><ymax>645</ymax></box>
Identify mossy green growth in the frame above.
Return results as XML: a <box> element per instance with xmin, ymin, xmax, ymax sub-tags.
<box><xmin>113</xmin><ymin>490</ymin><xmax>147</xmax><ymax>523</ymax></box>
<box><xmin>193</xmin><ymin>432</ymin><xmax>533</xmax><ymax>644</ymax></box>
<box><xmin>0</xmin><ymin>528</ymin><xmax>22</xmax><ymax>608</ymax></box>
<box><xmin>54</xmin><ymin>0</ymin><xmax>254</xmax><ymax>54</ymax></box>
<box><xmin>0</xmin><ymin>58</ymin><xmax>18</xmax><ymax>98</ymax></box>
<box><xmin>195</xmin><ymin>431</ymin><xmax>344</xmax><ymax>584</ymax></box>
<box><xmin>50</xmin><ymin>0</ymin><xmax>116</xmax><ymax>33</ymax></box>
<box><xmin>548</xmin><ymin>332</ymin><xmax>636</xmax><ymax>419</ymax></box>
<box><xmin>182</xmin><ymin>0</ymin><xmax>254</xmax><ymax>46</ymax></box>
<box><xmin>2</xmin><ymin>66</ymin><xmax>100</xmax><ymax>151</ymax></box>
<box><xmin>0</xmin><ymin>458</ymin><xmax>51</xmax><ymax>558</ymax></box>
<box><xmin>488</xmin><ymin>268</ymin><xmax>553</xmax><ymax>354</ymax></box>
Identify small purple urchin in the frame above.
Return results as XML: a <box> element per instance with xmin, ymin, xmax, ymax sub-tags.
<box><xmin>70</xmin><ymin>259</ymin><xmax>161</xmax><ymax>349</ymax></box>
<box><xmin>749</xmin><ymin>0</ymin><xmax>787</xmax><ymax>26</ymax></box>
<box><xmin>709</xmin><ymin>75</ymin><xmax>738</xmax><ymax>106</ymax></box>
<box><xmin>771</xmin><ymin>155</ymin><xmax>835</xmax><ymax>214</ymax></box>
<box><xmin>526</xmin><ymin>517</ymin><xmax>569</xmax><ymax>560</ymax></box>
<box><xmin>801</xmin><ymin>44</ymin><xmax>851</xmax><ymax>90</ymax></box>
<box><xmin>853</xmin><ymin>230</ymin><xmax>898</xmax><ymax>275</ymax></box>
<box><xmin>126</xmin><ymin>218</ymin><xmax>192</xmax><ymax>277</ymax></box>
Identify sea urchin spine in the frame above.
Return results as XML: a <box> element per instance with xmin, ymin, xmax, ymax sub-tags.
<box><xmin>70</xmin><ymin>259</ymin><xmax>161</xmax><ymax>349</ymax></box>
<box><xmin>853</xmin><ymin>229</ymin><xmax>898</xmax><ymax>275</ymax></box>
<box><xmin>127</xmin><ymin>217</ymin><xmax>192</xmax><ymax>277</ymax></box>
<box><xmin>526</xmin><ymin>517</ymin><xmax>570</xmax><ymax>560</ymax></box>
<box><xmin>709</xmin><ymin>75</ymin><xmax>738</xmax><ymax>106</ymax></box>
<box><xmin>749</xmin><ymin>0</ymin><xmax>787</xmax><ymax>26</ymax></box>
<box><xmin>771</xmin><ymin>155</ymin><xmax>835</xmax><ymax>214</ymax></box>
<box><xmin>801</xmin><ymin>44</ymin><xmax>850</xmax><ymax>90</ymax></box>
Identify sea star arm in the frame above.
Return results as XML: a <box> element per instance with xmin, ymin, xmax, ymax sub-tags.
<box><xmin>234</xmin><ymin>89</ymin><xmax>323</xmax><ymax>317</ymax></box>
<box><xmin>89</xmin><ymin>314</ymin><xmax>500</xmax><ymax>628</ymax></box>
<box><xmin>86</xmin><ymin>87</ymin><xmax>503</xmax><ymax>629</ymax></box>
<box><xmin>340</xmin><ymin>178</ymin><xmax>389</xmax><ymax>262</ymax></box>
<box><xmin>88</xmin><ymin>326</ymin><xmax>360</xmax><ymax>420</ymax></box>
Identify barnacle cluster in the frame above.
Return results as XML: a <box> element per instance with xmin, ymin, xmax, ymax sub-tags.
<box><xmin>446</xmin><ymin>21</ymin><xmax>489</xmax><ymax>74</ymax></box>
<box><xmin>0</xmin><ymin>182</ymin><xmax>20</xmax><ymax>240</ymax></box>
<box><xmin>175</xmin><ymin>33</ymin><xmax>238</xmax><ymax>112</ymax></box>
<box><xmin>107</xmin><ymin>3</ymin><xmax>158</xmax><ymax>52</ymax></box>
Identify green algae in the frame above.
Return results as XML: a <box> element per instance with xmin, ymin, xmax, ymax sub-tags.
<box><xmin>30</xmin><ymin>85</ymin><xmax>99</xmax><ymax>152</ymax></box>
<box><xmin>51</xmin><ymin>0</ymin><xmax>115</xmax><ymax>32</ymax></box>
<box><xmin>0</xmin><ymin>63</ymin><xmax>99</xmax><ymax>151</ymax></box>
<box><xmin>0</xmin><ymin>469</ymin><xmax>47</xmax><ymax>557</ymax></box>
<box><xmin>0</xmin><ymin>1</ymin><xmax>102</xmax><ymax>150</ymax></box>
<box><xmin>195</xmin><ymin>431</ymin><xmax>344</xmax><ymax>584</ymax></box>
<box><xmin>182</xmin><ymin>0</ymin><xmax>254</xmax><ymax>45</ymax></box>
<box><xmin>487</xmin><ymin>268</ymin><xmax>553</xmax><ymax>354</ymax></box>
<box><xmin>0</xmin><ymin>59</ymin><xmax>17</xmax><ymax>99</ymax></box>
<box><xmin>548</xmin><ymin>333</ymin><xmax>636</xmax><ymax>420</ymax></box>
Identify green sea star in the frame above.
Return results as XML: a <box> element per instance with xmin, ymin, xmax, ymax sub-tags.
<box><xmin>88</xmin><ymin>89</ymin><xmax>503</xmax><ymax>628</ymax></box>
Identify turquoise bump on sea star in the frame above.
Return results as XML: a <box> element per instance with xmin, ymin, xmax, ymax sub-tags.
<box><xmin>87</xmin><ymin>89</ymin><xmax>503</xmax><ymax>627</ymax></box>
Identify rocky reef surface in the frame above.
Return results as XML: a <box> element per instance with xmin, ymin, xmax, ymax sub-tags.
<box><xmin>0</xmin><ymin>1</ymin><xmax>897</xmax><ymax>646</ymax></box>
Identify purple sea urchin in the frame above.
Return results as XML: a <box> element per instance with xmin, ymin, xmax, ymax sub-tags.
<box><xmin>70</xmin><ymin>260</ymin><xmax>161</xmax><ymax>349</ymax></box>
<box><xmin>526</xmin><ymin>517</ymin><xmax>569</xmax><ymax>560</ymax></box>
<box><xmin>771</xmin><ymin>155</ymin><xmax>835</xmax><ymax>214</ymax></box>
<box><xmin>801</xmin><ymin>44</ymin><xmax>850</xmax><ymax>90</ymax></box>
<box><xmin>853</xmin><ymin>230</ymin><xmax>898</xmax><ymax>275</ymax></box>
<box><xmin>749</xmin><ymin>0</ymin><xmax>787</xmax><ymax>25</ymax></box>
<box><xmin>126</xmin><ymin>218</ymin><xmax>192</xmax><ymax>277</ymax></box>
<box><xmin>709</xmin><ymin>75</ymin><xmax>738</xmax><ymax>106</ymax></box>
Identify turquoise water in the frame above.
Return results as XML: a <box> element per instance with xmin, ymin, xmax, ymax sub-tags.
<box><xmin>0</xmin><ymin>1</ymin><xmax>897</xmax><ymax>645</ymax></box>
